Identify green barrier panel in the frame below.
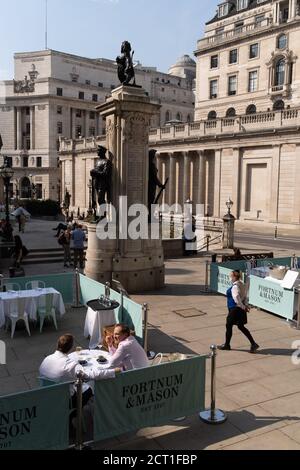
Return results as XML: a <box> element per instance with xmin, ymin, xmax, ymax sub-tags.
<box><xmin>94</xmin><ymin>356</ymin><xmax>206</xmax><ymax>442</ymax></box>
<box><xmin>0</xmin><ymin>383</ymin><xmax>70</xmax><ymax>450</ymax></box>
<box><xmin>210</xmin><ymin>257</ymin><xmax>293</xmax><ymax>295</ymax></box>
<box><xmin>79</xmin><ymin>275</ymin><xmax>144</xmax><ymax>343</ymax></box>
<box><xmin>248</xmin><ymin>275</ymin><xmax>295</xmax><ymax>320</ymax></box>
<box><xmin>4</xmin><ymin>273</ymin><xmax>74</xmax><ymax>304</ymax></box>
<box><xmin>79</xmin><ymin>274</ymin><xmax>105</xmax><ymax>306</ymax></box>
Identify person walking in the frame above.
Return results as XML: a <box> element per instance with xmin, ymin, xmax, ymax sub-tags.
<box><xmin>10</xmin><ymin>235</ymin><xmax>29</xmax><ymax>268</ymax></box>
<box><xmin>218</xmin><ymin>271</ymin><xmax>259</xmax><ymax>353</ymax></box>
<box><xmin>59</xmin><ymin>225</ymin><xmax>72</xmax><ymax>268</ymax></box>
<box><xmin>72</xmin><ymin>224</ymin><xmax>86</xmax><ymax>269</ymax></box>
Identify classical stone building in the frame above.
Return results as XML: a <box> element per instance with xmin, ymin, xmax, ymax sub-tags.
<box><xmin>0</xmin><ymin>49</ymin><xmax>195</xmax><ymax>202</ymax></box>
<box><xmin>60</xmin><ymin>0</ymin><xmax>300</xmax><ymax>231</ymax></box>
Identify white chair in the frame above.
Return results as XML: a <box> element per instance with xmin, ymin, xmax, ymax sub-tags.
<box><xmin>37</xmin><ymin>294</ymin><xmax>58</xmax><ymax>333</ymax></box>
<box><xmin>5</xmin><ymin>283</ymin><xmax>21</xmax><ymax>292</ymax></box>
<box><xmin>25</xmin><ymin>281</ymin><xmax>46</xmax><ymax>290</ymax></box>
<box><xmin>8</xmin><ymin>297</ymin><xmax>31</xmax><ymax>339</ymax></box>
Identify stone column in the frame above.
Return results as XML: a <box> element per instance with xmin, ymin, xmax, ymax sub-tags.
<box><xmin>183</xmin><ymin>152</ymin><xmax>191</xmax><ymax>204</ymax></box>
<box><xmin>289</xmin><ymin>0</ymin><xmax>296</xmax><ymax>20</ymax></box>
<box><xmin>213</xmin><ymin>149</ymin><xmax>222</xmax><ymax>218</ymax></box>
<box><xmin>30</xmin><ymin>106</ymin><xmax>35</xmax><ymax>150</ymax></box>
<box><xmin>84</xmin><ymin>110</ymin><xmax>89</xmax><ymax>138</ymax></box>
<box><xmin>85</xmin><ymin>85</ymin><xmax>165</xmax><ymax>293</ymax></box>
<box><xmin>16</xmin><ymin>107</ymin><xmax>22</xmax><ymax>150</ymax></box>
<box><xmin>169</xmin><ymin>153</ymin><xmax>177</xmax><ymax>208</ymax></box>
<box><xmin>231</xmin><ymin>147</ymin><xmax>241</xmax><ymax>219</ymax></box>
<box><xmin>270</xmin><ymin>144</ymin><xmax>281</xmax><ymax>223</ymax></box>
<box><xmin>197</xmin><ymin>150</ymin><xmax>206</xmax><ymax>207</ymax></box>
<box><xmin>71</xmin><ymin>108</ymin><xmax>76</xmax><ymax>139</ymax></box>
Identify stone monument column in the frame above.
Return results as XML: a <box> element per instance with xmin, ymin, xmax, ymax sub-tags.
<box><xmin>84</xmin><ymin>85</ymin><xmax>165</xmax><ymax>293</ymax></box>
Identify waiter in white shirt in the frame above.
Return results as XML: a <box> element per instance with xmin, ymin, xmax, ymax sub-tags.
<box><xmin>39</xmin><ymin>334</ymin><xmax>120</xmax><ymax>417</ymax></box>
<box><xmin>106</xmin><ymin>324</ymin><xmax>149</xmax><ymax>371</ymax></box>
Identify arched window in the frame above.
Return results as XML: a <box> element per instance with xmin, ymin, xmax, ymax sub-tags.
<box><xmin>273</xmin><ymin>100</ymin><xmax>285</xmax><ymax>111</ymax></box>
<box><xmin>226</xmin><ymin>107</ymin><xmax>236</xmax><ymax>117</ymax></box>
<box><xmin>165</xmin><ymin>111</ymin><xmax>171</xmax><ymax>123</ymax></box>
<box><xmin>277</xmin><ymin>34</ymin><xmax>287</xmax><ymax>50</ymax></box>
<box><xmin>246</xmin><ymin>104</ymin><xmax>257</xmax><ymax>115</ymax></box>
<box><xmin>21</xmin><ymin>177</ymin><xmax>31</xmax><ymax>199</ymax></box>
<box><xmin>187</xmin><ymin>114</ymin><xmax>191</xmax><ymax>123</ymax></box>
<box><xmin>207</xmin><ymin>111</ymin><xmax>217</xmax><ymax>120</ymax></box>
<box><xmin>176</xmin><ymin>112</ymin><xmax>182</xmax><ymax>121</ymax></box>
<box><xmin>275</xmin><ymin>59</ymin><xmax>285</xmax><ymax>86</ymax></box>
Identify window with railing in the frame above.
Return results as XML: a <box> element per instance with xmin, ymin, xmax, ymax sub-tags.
<box><xmin>228</xmin><ymin>75</ymin><xmax>237</xmax><ymax>96</ymax></box>
<box><xmin>248</xmin><ymin>71</ymin><xmax>258</xmax><ymax>92</ymax></box>
<box><xmin>210</xmin><ymin>80</ymin><xmax>218</xmax><ymax>99</ymax></box>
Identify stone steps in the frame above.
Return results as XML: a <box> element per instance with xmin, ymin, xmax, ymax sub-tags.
<box><xmin>23</xmin><ymin>248</ymin><xmax>87</xmax><ymax>265</ymax></box>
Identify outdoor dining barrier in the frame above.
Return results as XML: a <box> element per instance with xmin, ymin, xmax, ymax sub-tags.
<box><xmin>0</xmin><ymin>344</ymin><xmax>228</xmax><ymax>450</ymax></box>
<box><xmin>0</xmin><ymin>383</ymin><xmax>70</xmax><ymax>450</ymax></box>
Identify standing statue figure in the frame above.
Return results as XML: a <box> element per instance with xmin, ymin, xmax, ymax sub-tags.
<box><xmin>91</xmin><ymin>146</ymin><xmax>112</xmax><ymax>221</ymax></box>
<box><xmin>116</xmin><ymin>41</ymin><xmax>136</xmax><ymax>86</ymax></box>
<box><xmin>148</xmin><ymin>149</ymin><xmax>166</xmax><ymax>218</ymax></box>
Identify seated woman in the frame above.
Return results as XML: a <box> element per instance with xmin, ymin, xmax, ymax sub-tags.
<box><xmin>106</xmin><ymin>324</ymin><xmax>149</xmax><ymax>371</ymax></box>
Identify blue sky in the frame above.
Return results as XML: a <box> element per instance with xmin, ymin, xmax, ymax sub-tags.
<box><xmin>0</xmin><ymin>0</ymin><xmax>219</xmax><ymax>79</ymax></box>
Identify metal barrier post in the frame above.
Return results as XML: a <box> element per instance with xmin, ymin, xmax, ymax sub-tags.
<box><xmin>72</xmin><ymin>269</ymin><xmax>82</xmax><ymax>309</ymax></box>
<box><xmin>120</xmin><ymin>291</ymin><xmax>124</xmax><ymax>317</ymax></box>
<box><xmin>143</xmin><ymin>303</ymin><xmax>155</xmax><ymax>360</ymax></box>
<box><xmin>105</xmin><ymin>282</ymin><xmax>111</xmax><ymax>299</ymax></box>
<box><xmin>274</xmin><ymin>226</ymin><xmax>278</xmax><ymax>240</ymax></box>
<box><xmin>75</xmin><ymin>372</ymin><xmax>84</xmax><ymax>451</ymax></box>
<box><xmin>199</xmin><ymin>345</ymin><xmax>227</xmax><ymax>425</ymax></box>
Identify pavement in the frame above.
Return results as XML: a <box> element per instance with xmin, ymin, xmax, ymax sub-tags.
<box><xmin>0</xmin><ymin>220</ymin><xmax>300</xmax><ymax>450</ymax></box>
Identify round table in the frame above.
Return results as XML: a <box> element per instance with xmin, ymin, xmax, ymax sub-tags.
<box><xmin>84</xmin><ymin>299</ymin><xmax>120</xmax><ymax>349</ymax></box>
<box><xmin>69</xmin><ymin>349</ymin><xmax>112</xmax><ymax>392</ymax></box>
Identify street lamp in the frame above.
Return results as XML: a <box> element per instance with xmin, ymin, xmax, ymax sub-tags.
<box><xmin>0</xmin><ymin>158</ymin><xmax>14</xmax><ymax>241</ymax></box>
<box><xmin>226</xmin><ymin>197</ymin><xmax>234</xmax><ymax>215</ymax></box>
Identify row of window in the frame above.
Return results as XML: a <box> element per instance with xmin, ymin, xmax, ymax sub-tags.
<box><xmin>5</xmin><ymin>156</ymin><xmax>43</xmax><ymax>168</ymax></box>
<box><xmin>210</xmin><ymin>35</ymin><xmax>287</xmax><ymax>70</ymax></box>
<box><xmin>218</xmin><ymin>0</ymin><xmax>267</xmax><ymax>18</ymax></box>
<box><xmin>56</xmin><ymin>88</ymin><xmax>99</xmax><ymax>101</ymax></box>
<box><xmin>57</xmin><ymin>107</ymin><xmax>97</xmax><ymax>120</ymax></box>
<box><xmin>57</xmin><ymin>122</ymin><xmax>96</xmax><ymax>138</ymax></box>
<box><xmin>207</xmin><ymin>99</ymin><xmax>286</xmax><ymax>120</ymax></box>
<box><xmin>209</xmin><ymin>58</ymin><xmax>291</xmax><ymax>98</ymax></box>
<box><xmin>164</xmin><ymin>111</ymin><xmax>192</xmax><ymax>123</ymax></box>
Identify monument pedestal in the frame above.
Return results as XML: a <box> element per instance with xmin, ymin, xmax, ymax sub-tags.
<box><xmin>85</xmin><ymin>85</ymin><xmax>165</xmax><ymax>293</ymax></box>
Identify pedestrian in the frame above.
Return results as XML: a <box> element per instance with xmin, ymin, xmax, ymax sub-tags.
<box><xmin>72</xmin><ymin>224</ymin><xmax>86</xmax><ymax>269</ymax></box>
<box><xmin>19</xmin><ymin>213</ymin><xmax>26</xmax><ymax>233</ymax></box>
<box><xmin>218</xmin><ymin>270</ymin><xmax>259</xmax><ymax>353</ymax></box>
<box><xmin>59</xmin><ymin>225</ymin><xmax>72</xmax><ymax>268</ymax></box>
<box><xmin>10</xmin><ymin>235</ymin><xmax>29</xmax><ymax>268</ymax></box>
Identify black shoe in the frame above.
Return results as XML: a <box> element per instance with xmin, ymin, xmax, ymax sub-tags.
<box><xmin>250</xmin><ymin>343</ymin><xmax>260</xmax><ymax>354</ymax></box>
<box><xmin>218</xmin><ymin>344</ymin><xmax>231</xmax><ymax>351</ymax></box>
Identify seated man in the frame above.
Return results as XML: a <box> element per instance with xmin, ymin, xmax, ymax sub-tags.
<box><xmin>106</xmin><ymin>324</ymin><xmax>149</xmax><ymax>371</ymax></box>
<box><xmin>39</xmin><ymin>334</ymin><xmax>120</xmax><ymax>415</ymax></box>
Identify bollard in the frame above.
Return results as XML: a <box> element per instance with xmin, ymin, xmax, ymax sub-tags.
<box><xmin>75</xmin><ymin>372</ymin><xmax>84</xmax><ymax>451</ymax></box>
<box><xmin>199</xmin><ymin>345</ymin><xmax>227</xmax><ymax>425</ymax></box>
<box><xmin>72</xmin><ymin>269</ymin><xmax>82</xmax><ymax>309</ymax></box>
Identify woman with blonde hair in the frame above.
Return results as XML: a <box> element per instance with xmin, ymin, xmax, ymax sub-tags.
<box><xmin>219</xmin><ymin>270</ymin><xmax>259</xmax><ymax>353</ymax></box>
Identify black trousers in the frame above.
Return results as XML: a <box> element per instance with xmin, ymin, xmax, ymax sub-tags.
<box><xmin>225</xmin><ymin>308</ymin><xmax>256</xmax><ymax>347</ymax></box>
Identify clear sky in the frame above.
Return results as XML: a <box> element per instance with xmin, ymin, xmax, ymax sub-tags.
<box><xmin>0</xmin><ymin>0</ymin><xmax>219</xmax><ymax>80</ymax></box>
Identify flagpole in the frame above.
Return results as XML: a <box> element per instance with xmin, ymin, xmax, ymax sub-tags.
<box><xmin>45</xmin><ymin>0</ymin><xmax>48</xmax><ymax>50</ymax></box>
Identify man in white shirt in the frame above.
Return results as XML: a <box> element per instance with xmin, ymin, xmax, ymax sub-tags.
<box><xmin>106</xmin><ymin>324</ymin><xmax>149</xmax><ymax>371</ymax></box>
<box><xmin>39</xmin><ymin>334</ymin><xmax>119</xmax><ymax>416</ymax></box>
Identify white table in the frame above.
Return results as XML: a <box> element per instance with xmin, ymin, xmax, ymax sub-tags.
<box><xmin>69</xmin><ymin>349</ymin><xmax>112</xmax><ymax>392</ymax></box>
<box><xmin>84</xmin><ymin>307</ymin><xmax>116</xmax><ymax>349</ymax></box>
<box><xmin>0</xmin><ymin>288</ymin><xmax>66</xmax><ymax>322</ymax></box>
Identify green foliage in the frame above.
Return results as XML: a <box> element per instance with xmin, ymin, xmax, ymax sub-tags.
<box><xmin>22</xmin><ymin>199</ymin><xmax>61</xmax><ymax>217</ymax></box>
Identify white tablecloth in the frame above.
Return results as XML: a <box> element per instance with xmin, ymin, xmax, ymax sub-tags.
<box><xmin>84</xmin><ymin>307</ymin><xmax>116</xmax><ymax>349</ymax></box>
<box><xmin>0</xmin><ymin>288</ymin><xmax>66</xmax><ymax>322</ymax></box>
<box><xmin>69</xmin><ymin>350</ymin><xmax>112</xmax><ymax>392</ymax></box>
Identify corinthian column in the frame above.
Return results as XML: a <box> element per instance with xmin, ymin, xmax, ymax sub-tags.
<box><xmin>169</xmin><ymin>153</ymin><xmax>177</xmax><ymax>208</ymax></box>
<box><xmin>183</xmin><ymin>152</ymin><xmax>191</xmax><ymax>204</ymax></box>
<box><xmin>197</xmin><ymin>150</ymin><xmax>206</xmax><ymax>207</ymax></box>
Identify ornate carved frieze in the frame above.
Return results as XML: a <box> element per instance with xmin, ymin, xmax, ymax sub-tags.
<box><xmin>122</xmin><ymin>113</ymin><xmax>150</xmax><ymax>144</ymax></box>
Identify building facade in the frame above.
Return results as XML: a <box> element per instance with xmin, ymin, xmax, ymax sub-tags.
<box><xmin>59</xmin><ymin>0</ymin><xmax>300</xmax><ymax>230</ymax></box>
<box><xmin>0</xmin><ymin>49</ymin><xmax>195</xmax><ymax>202</ymax></box>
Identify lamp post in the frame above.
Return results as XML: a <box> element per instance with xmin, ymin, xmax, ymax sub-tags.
<box><xmin>222</xmin><ymin>197</ymin><xmax>236</xmax><ymax>249</ymax></box>
<box><xmin>87</xmin><ymin>179</ymin><xmax>93</xmax><ymax>217</ymax></box>
<box><xmin>0</xmin><ymin>158</ymin><xmax>14</xmax><ymax>241</ymax></box>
